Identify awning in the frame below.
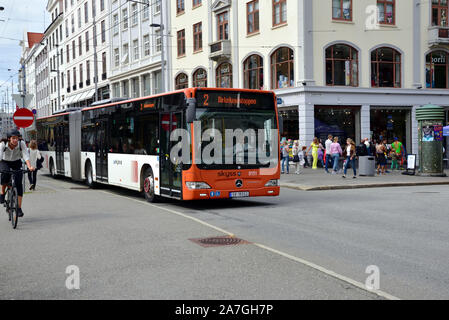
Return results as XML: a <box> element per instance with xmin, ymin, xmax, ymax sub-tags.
<box><xmin>443</xmin><ymin>126</ymin><xmax>449</xmax><ymax>137</ymax></box>
<box><xmin>64</xmin><ymin>95</ymin><xmax>75</xmax><ymax>105</ymax></box>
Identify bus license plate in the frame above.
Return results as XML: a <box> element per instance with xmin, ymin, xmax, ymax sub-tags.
<box><xmin>229</xmin><ymin>191</ymin><xmax>249</xmax><ymax>198</ymax></box>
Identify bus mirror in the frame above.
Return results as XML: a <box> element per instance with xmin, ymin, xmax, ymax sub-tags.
<box><xmin>186</xmin><ymin>98</ymin><xmax>196</xmax><ymax>123</ymax></box>
<box><xmin>278</xmin><ymin>115</ymin><xmax>283</xmax><ymax>135</ymax></box>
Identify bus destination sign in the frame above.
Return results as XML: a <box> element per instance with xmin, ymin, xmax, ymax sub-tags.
<box><xmin>196</xmin><ymin>90</ymin><xmax>274</xmax><ymax>110</ymax></box>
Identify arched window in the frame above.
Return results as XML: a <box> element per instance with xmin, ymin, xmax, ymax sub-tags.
<box><xmin>193</xmin><ymin>68</ymin><xmax>207</xmax><ymax>87</ymax></box>
<box><xmin>426</xmin><ymin>51</ymin><xmax>449</xmax><ymax>88</ymax></box>
<box><xmin>175</xmin><ymin>73</ymin><xmax>188</xmax><ymax>89</ymax></box>
<box><xmin>271</xmin><ymin>47</ymin><xmax>294</xmax><ymax>89</ymax></box>
<box><xmin>325</xmin><ymin>44</ymin><xmax>358</xmax><ymax>86</ymax></box>
<box><xmin>216</xmin><ymin>62</ymin><xmax>232</xmax><ymax>88</ymax></box>
<box><xmin>371</xmin><ymin>47</ymin><xmax>401</xmax><ymax>87</ymax></box>
<box><xmin>243</xmin><ymin>54</ymin><xmax>264</xmax><ymax>89</ymax></box>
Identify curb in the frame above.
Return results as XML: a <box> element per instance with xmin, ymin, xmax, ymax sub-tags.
<box><xmin>281</xmin><ymin>181</ymin><xmax>449</xmax><ymax>191</ymax></box>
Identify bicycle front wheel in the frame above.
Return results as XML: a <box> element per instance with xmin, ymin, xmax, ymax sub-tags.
<box><xmin>10</xmin><ymin>188</ymin><xmax>19</xmax><ymax>229</ymax></box>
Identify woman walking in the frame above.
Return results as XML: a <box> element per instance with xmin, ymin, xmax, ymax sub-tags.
<box><xmin>292</xmin><ymin>140</ymin><xmax>304</xmax><ymax>174</ymax></box>
<box><xmin>306</xmin><ymin>137</ymin><xmax>323</xmax><ymax>170</ymax></box>
<box><xmin>376</xmin><ymin>140</ymin><xmax>387</xmax><ymax>175</ymax></box>
<box><xmin>281</xmin><ymin>141</ymin><xmax>290</xmax><ymax>174</ymax></box>
<box><xmin>28</xmin><ymin>140</ymin><xmax>42</xmax><ymax>190</ymax></box>
<box><xmin>330</xmin><ymin>137</ymin><xmax>343</xmax><ymax>174</ymax></box>
<box><xmin>342</xmin><ymin>138</ymin><xmax>357</xmax><ymax>178</ymax></box>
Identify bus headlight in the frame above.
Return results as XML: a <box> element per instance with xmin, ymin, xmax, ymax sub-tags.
<box><xmin>186</xmin><ymin>182</ymin><xmax>212</xmax><ymax>190</ymax></box>
<box><xmin>264</xmin><ymin>179</ymin><xmax>279</xmax><ymax>187</ymax></box>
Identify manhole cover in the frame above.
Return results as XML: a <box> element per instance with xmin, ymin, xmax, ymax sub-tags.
<box><xmin>189</xmin><ymin>236</ymin><xmax>249</xmax><ymax>248</ymax></box>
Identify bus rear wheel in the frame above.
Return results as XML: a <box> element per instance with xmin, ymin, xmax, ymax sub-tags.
<box><xmin>143</xmin><ymin>168</ymin><xmax>158</xmax><ymax>203</ymax></box>
<box><xmin>49</xmin><ymin>159</ymin><xmax>56</xmax><ymax>178</ymax></box>
<box><xmin>85</xmin><ymin>162</ymin><xmax>95</xmax><ymax>188</ymax></box>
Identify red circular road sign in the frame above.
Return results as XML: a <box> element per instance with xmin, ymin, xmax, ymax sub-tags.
<box><xmin>13</xmin><ymin>108</ymin><xmax>34</xmax><ymax>128</ymax></box>
<box><xmin>161</xmin><ymin>114</ymin><xmax>177</xmax><ymax>131</ymax></box>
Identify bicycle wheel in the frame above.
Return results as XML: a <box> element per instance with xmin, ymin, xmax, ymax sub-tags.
<box><xmin>10</xmin><ymin>187</ymin><xmax>19</xmax><ymax>229</ymax></box>
<box><xmin>4</xmin><ymin>189</ymin><xmax>11</xmax><ymax>221</ymax></box>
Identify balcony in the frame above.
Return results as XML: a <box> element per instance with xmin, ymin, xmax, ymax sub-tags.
<box><xmin>428</xmin><ymin>26</ymin><xmax>449</xmax><ymax>46</ymax></box>
<box><xmin>209</xmin><ymin>39</ymin><xmax>231</xmax><ymax>61</ymax></box>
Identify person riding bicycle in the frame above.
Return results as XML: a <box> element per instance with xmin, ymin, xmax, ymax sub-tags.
<box><xmin>0</xmin><ymin>129</ymin><xmax>35</xmax><ymax>217</ymax></box>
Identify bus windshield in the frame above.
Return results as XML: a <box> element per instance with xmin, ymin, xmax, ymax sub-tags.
<box><xmin>195</xmin><ymin>90</ymin><xmax>278</xmax><ymax>170</ymax></box>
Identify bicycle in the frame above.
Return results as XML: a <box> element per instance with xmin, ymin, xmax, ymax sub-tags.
<box><xmin>1</xmin><ymin>169</ymin><xmax>29</xmax><ymax>229</ymax></box>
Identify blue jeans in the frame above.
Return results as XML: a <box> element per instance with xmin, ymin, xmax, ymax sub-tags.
<box><xmin>282</xmin><ymin>156</ymin><xmax>289</xmax><ymax>173</ymax></box>
<box><xmin>325</xmin><ymin>154</ymin><xmax>333</xmax><ymax>172</ymax></box>
<box><xmin>344</xmin><ymin>156</ymin><xmax>357</xmax><ymax>176</ymax></box>
<box><xmin>332</xmin><ymin>154</ymin><xmax>340</xmax><ymax>172</ymax></box>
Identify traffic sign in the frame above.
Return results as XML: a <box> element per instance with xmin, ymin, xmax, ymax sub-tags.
<box><xmin>277</xmin><ymin>97</ymin><xmax>283</xmax><ymax>105</ymax></box>
<box><xmin>161</xmin><ymin>114</ymin><xmax>177</xmax><ymax>131</ymax></box>
<box><xmin>13</xmin><ymin>108</ymin><xmax>34</xmax><ymax>128</ymax></box>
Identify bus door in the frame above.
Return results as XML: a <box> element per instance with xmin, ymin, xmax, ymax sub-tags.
<box><xmin>159</xmin><ymin>112</ymin><xmax>182</xmax><ymax>198</ymax></box>
<box><xmin>95</xmin><ymin>119</ymin><xmax>109</xmax><ymax>182</ymax></box>
<box><xmin>55</xmin><ymin>124</ymin><xmax>65</xmax><ymax>175</ymax></box>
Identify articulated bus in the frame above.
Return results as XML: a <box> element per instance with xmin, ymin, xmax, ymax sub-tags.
<box><xmin>35</xmin><ymin>88</ymin><xmax>280</xmax><ymax>202</ymax></box>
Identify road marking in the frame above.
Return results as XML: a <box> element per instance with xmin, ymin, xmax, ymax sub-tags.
<box><xmin>99</xmin><ymin>189</ymin><xmax>400</xmax><ymax>300</ymax></box>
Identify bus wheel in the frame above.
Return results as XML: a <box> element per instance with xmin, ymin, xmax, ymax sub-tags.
<box><xmin>143</xmin><ymin>168</ymin><xmax>158</xmax><ymax>203</ymax></box>
<box><xmin>85</xmin><ymin>162</ymin><xmax>95</xmax><ymax>188</ymax></box>
<box><xmin>49</xmin><ymin>159</ymin><xmax>56</xmax><ymax>178</ymax></box>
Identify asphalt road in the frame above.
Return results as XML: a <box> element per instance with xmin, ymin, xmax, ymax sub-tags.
<box><xmin>1</xmin><ymin>174</ymin><xmax>448</xmax><ymax>300</ymax></box>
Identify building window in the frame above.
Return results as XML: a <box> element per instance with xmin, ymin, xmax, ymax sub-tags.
<box><xmin>177</xmin><ymin>0</ymin><xmax>185</xmax><ymax>14</ymax></box>
<box><xmin>79</xmin><ymin>64</ymin><xmax>83</xmax><ymax>84</ymax></box>
<box><xmin>72</xmin><ymin>40</ymin><xmax>76</xmax><ymax>59</ymax></box>
<box><xmin>426</xmin><ymin>51</ymin><xmax>449</xmax><ymax>88</ymax></box>
<box><xmin>78</xmin><ymin>8</ymin><xmax>81</xmax><ymax>28</ymax></box>
<box><xmin>92</xmin><ymin>0</ymin><xmax>96</xmax><ymax>17</ymax></box>
<box><xmin>155</xmin><ymin>30</ymin><xmax>161</xmax><ymax>52</ymax></box>
<box><xmin>143</xmin><ymin>34</ymin><xmax>150</xmax><ymax>56</ymax></box>
<box><xmin>84</xmin><ymin>1</ymin><xmax>89</xmax><ymax>23</ymax></box>
<box><xmin>113</xmin><ymin>82</ymin><xmax>120</xmax><ymax>97</ymax></box>
<box><xmin>79</xmin><ymin>36</ymin><xmax>82</xmax><ymax>56</ymax></box>
<box><xmin>102</xmin><ymin>52</ymin><xmax>106</xmax><ymax>76</ymax></box>
<box><xmin>123</xmin><ymin>80</ymin><xmax>129</xmax><ymax>97</ymax></box>
<box><xmin>66</xmin><ymin>44</ymin><xmax>70</xmax><ymax>62</ymax></box>
<box><xmin>123</xmin><ymin>8</ymin><xmax>128</xmax><ymax>30</ymax></box>
<box><xmin>216</xmin><ymin>62</ymin><xmax>232</xmax><ymax>88</ymax></box>
<box><xmin>177</xmin><ymin>29</ymin><xmax>186</xmax><ymax>57</ymax></box>
<box><xmin>131</xmin><ymin>3</ymin><xmax>138</xmax><ymax>26</ymax></box>
<box><xmin>101</xmin><ymin>20</ymin><xmax>106</xmax><ymax>42</ymax></box>
<box><xmin>73</xmin><ymin>67</ymin><xmax>76</xmax><ymax>88</ymax></box>
<box><xmin>377</xmin><ymin>0</ymin><xmax>395</xmax><ymax>25</ymax></box>
<box><xmin>175</xmin><ymin>73</ymin><xmax>188</xmax><ymax>89</ymax></box>
<box><xmin>85</xmin><ymin>31</ymin><xmax>89</xmax><ymax>52</ymax></box>
<box><xmin>113</xmin><ymin>14</ymin><xmax>119</xmax><ymax>34</ymax></box>
<box><xmin>325</xmin><ymin>44</ymin><xmax>358</xmax><ymax>86</ymax></box>
<box><xmin>247</xmin><ymin>0</ymin><xmax>259</xmax><ymax>34</ymax></box>
<box><xmin>71</xmin><ymin>14</ymin><xmax>75</xmax><ymax>33</ymax></box>
<box><xmin>193</xmin><ymin>68</ymin><xmax>207</xmax><ymax>87</ymax></box>
<box><xmin>142</xmin><ymin>0</ymin><xmax>149</xmax><ymax>20</ymax></box>
<box><xmin>271</xmin><ymin>47</ymin><xmax>294</xmax><ymax>89</ymax></box>
<box><xmin>93</xmin><ymin>25</ymin><xmax>97</xmax><ymax>46</ymax></box>
<box><xmin>86</xmin><ymin>60</ymin><xmax>90</xmax><ymax>82</ymax></box>
<box><xmin>65</xmin><ymin>19</ymin><xmax>69</xmax><ymax>37</ymax></box>
<box><xmin>244</xmin><ymin>54</ymin><xmax>264</xmax><ymax>89</ymax></box>
<box><xmin>217</xmin><ymin>12</ymin><xmax>229</xmax><ymax>40</ymax></box>
<box><xmin>143</xmin><ymin>74</ymin><xmax>151</xmax><ymax>96</ymax></box>
<box><xmin>155</xmin><ymin>1</ymin><xmax>161</xmax><ymax>14</ymax></box>
<box><xmin>273</xmin><ymin>0</ymin><xmax>287</xmax><ymax>26</ymax></box>
<box><xmin>193</xmin><ymin>22</ymin><xmax>202</xmax><ymax>52</ymax></box>
<box><xmin>114</xmin><ymin>48</ymin><xmax>119</xmax><ymax>67</ymax></box>
<box><xmin>332</xmin><ymin>0</ymin><xmax>352</xmax><ymax>21</ymax></box>
<box><xmin>60</xmin><ymin>48</ymin><xmax>63</xmax><ymax>65</ymax></box>
<box><xmin>100</xmin><ymin>0</ymin><xmax>105</xmax><ymax>11</ymax></box>
<box><xmin>193</xmin><ymin>0</ymin><xmax>202</xmax><ymax>8</ymax></box>
<box><xmin>432</xmin><ymin>0</ymin><xmax>448</xmax><ymax>26</ymax></box>
<box><xmin>133</xmin><ymin>39</ymin><xmax>139</xmax><ymax>60</ymax></box>
<box><xmin>132</xmin><ymin>78</ymin><xmax>140</xmax><ymax>97</ymax></box>
<box><xmin>371</xmin><ymin>47</ymin><xmax>401</xmax><ymax>88</ymax></box>
<box><xmin>122</xmin><ymin>43</ymin><xmax>129</xmax><ymax>64</ymax></box>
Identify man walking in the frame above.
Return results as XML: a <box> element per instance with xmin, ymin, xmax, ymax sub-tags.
<box><xmin>324</xmin><ymin>134</ymin><xmax>333</xmax><ymax>173</ymax></box>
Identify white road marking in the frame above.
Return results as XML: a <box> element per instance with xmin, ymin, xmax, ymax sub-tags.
<box><xmin>99</xmin><ymin>189</ymin><xmax>400</xmax><ymax>300</ymax></box>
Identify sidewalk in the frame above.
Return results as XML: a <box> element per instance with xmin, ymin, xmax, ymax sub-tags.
<box><xmin>280</xmin><ymin>165</ymin><xmax>449</xmax><ymax>191</ymax></box>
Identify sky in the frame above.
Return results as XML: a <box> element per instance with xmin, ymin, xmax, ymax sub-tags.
<box><xmin>0</xmin><ymin>0</ymin><xmax>49</xmax><ymax>110</ymax></box>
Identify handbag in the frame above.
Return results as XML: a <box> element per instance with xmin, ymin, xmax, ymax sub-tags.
<box><xmin>36</xmin><ymin>156</ymin><xmax>44</xmax><ymax>170</ymax></box>
<box><xmin>293</xmin><ymin>155</ymin><xmax>299</xmax><ymax>163</ymax></box>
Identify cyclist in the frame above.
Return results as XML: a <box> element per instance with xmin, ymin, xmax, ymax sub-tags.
<box><xmin>0</xmin><ymin>129</ymin><xmax>35</xmax><ymax>217</ymax></box>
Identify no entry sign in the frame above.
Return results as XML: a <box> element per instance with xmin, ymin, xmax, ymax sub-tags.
<box><xmin>13</xmin><ymin>108</ymin><xmax>34</xmax><ymax>128</ymax></box>
<box><xmin>161</xmin><ymin>114</ymin><xmax>177</xmax><ymax>131</ymax></box>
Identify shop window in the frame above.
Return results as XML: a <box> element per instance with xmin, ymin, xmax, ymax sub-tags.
<box><xmin>377</xmin><ymin>0</ymin><xmax>395</xmax><ymax>25</ymax></box>
<box><xmin>326</xmin><ymin>44</ymin><xmax>358</xmax><ymax>86</ymax></box>
<box><xmin>370</xmin><ymin>109</ymin><xmax>410</xmax><ymax>150</ymax></box>
<box><xmin>175</xmin><ymin>73</ymin><xmax>188</xmax><ymax>89</ymax></box>
<box><xmin>193</xmin><ymin>68</ymin><xmax>207</xmax><ymax>87</ymax></box>
<box><xmin>332</xmin><ymin>0</ymin><xmax>352</xmax><ymax>21</ymax></box>
<box><xmin>432</xmin><ymin>0</ymin><xmax>448</xmax><ymax>27</ymax></box>
<box><xmin>278</xmin><ymin>108</ymin><xmax>299</xmax><ymax>141</ymax></box>
<box><xmin>271</xmin><ymin>47</ymin><xmax>294</xmax><ymax>89</ymax></box>
<box><xmin>244</xmin><ymin>54</ymin><xmax>264</xmax><ymax>90</ymax></box>
<box><xmin>216</xmin><ymin>63</ymin><xmax>232</xmax><ymax>88</ymax></box>
<box><xmin>371</xmin><ymin>47</ymin><xmax>401</xmax><ymax>88</ymax></box>
<box><xmin>315</xmin><ymin>106</ymin><xmax>358</xmax><ymax>144</ymax></box>
<box><xmin>426</xmin><ymin>51</ymin><xmax>449</xmax><ymax>89</ymax></box>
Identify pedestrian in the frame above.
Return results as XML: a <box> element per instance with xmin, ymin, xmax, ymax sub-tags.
<box><xmin>292</xmin><ymin>140</ymin><xmax>304</xmax><ymax>174</ymax></box>
<box><xmin>306</xmin><ymin>137</ymin><xmax>323</xmax><ymax>170</ymax></box>
<box><xmin>330</xmin><ymin>137</ymin><xmax>343</xmax><ymax>174</ymax></box>
<box><xmin>324</xmin><ymin>134</ymin><xmax>333</xmax><ymax>173</ymax></box>
<box><xmin>302</xmin><ymin>146</ymin><xmax>310</xmax><ymax>168</ymax></box>
<box><xmin>281</xmin><ymin>141</ymin><xmax>290</xmax><ymax>174</ymax></box>
<box><xmin>391</xmin><ymin>137</ymin><xmax>405</xmax><ymax>169</ymax></box>
<box><xmin>376</xmin><ymin>140</ymin><xmax>387</xmax><ymax>175</ymax></box>
<box><xmin>342</xmin><ymin>138</ymin><xmax>357</xmax><ymax>179</ymax></box>
<box><xmin>27</xmin><ymin>139</ymin><xmax>42</xmax><ymax>190</ymax></box>
<box><xmin>390</xmin><ymin>149</ymin><xmax>399</xmax><ymax>170</ymax></box>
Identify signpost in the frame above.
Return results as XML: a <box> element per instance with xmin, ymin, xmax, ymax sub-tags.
<box><xmin>13</xmin><ymin>108</ymin><xmax>34</xmax><ymax>128</ymax></box>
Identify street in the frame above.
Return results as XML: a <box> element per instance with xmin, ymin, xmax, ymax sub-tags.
<box><xmin>1</xmin><ymin>173</ymin><xmax>449</xmax><ymax>300</ymax></box>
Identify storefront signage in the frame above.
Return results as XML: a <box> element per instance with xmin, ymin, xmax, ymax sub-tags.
<box><xmin>432</xmin><ymin>56</ymin><xmax>446</xmax><ymax>64</ymax></box>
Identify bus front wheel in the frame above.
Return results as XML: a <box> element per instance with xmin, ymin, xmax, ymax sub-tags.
<box><xmin>49</xmin><ymin>159</ymin><xmax>56</xmax><ymax>178</ymax></box>
<box><xmin>143</xmin><ymin>168</ymin><xmax>158</xmax><ymax>203</ymax></box>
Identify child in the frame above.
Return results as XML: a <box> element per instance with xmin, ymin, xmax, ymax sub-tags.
<box><xmin>390</xmin><ymin>150</ymin><xmax>399</xmax><ymax>170</ymax></box>
<box><xmin>302</xmin><ymin>146</ymin><xmax>310</xmax><ymax>168</ymax></box>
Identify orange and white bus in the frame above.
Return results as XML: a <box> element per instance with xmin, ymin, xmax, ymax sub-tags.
<box><xmin>35</xmin><ymin>88</ymin><xmax>280</xmax><ymax>201</ymax></box>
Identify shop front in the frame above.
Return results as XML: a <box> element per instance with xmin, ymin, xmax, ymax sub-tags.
<box><xmin>314</xmin><ymin>106</ymin><xmax>360</xmax><ymax>144</ymax></box>
<box><xmin>279</xmin><ymin>107</ymin><xmax>299</xmax><ymax>141</ymax></box>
